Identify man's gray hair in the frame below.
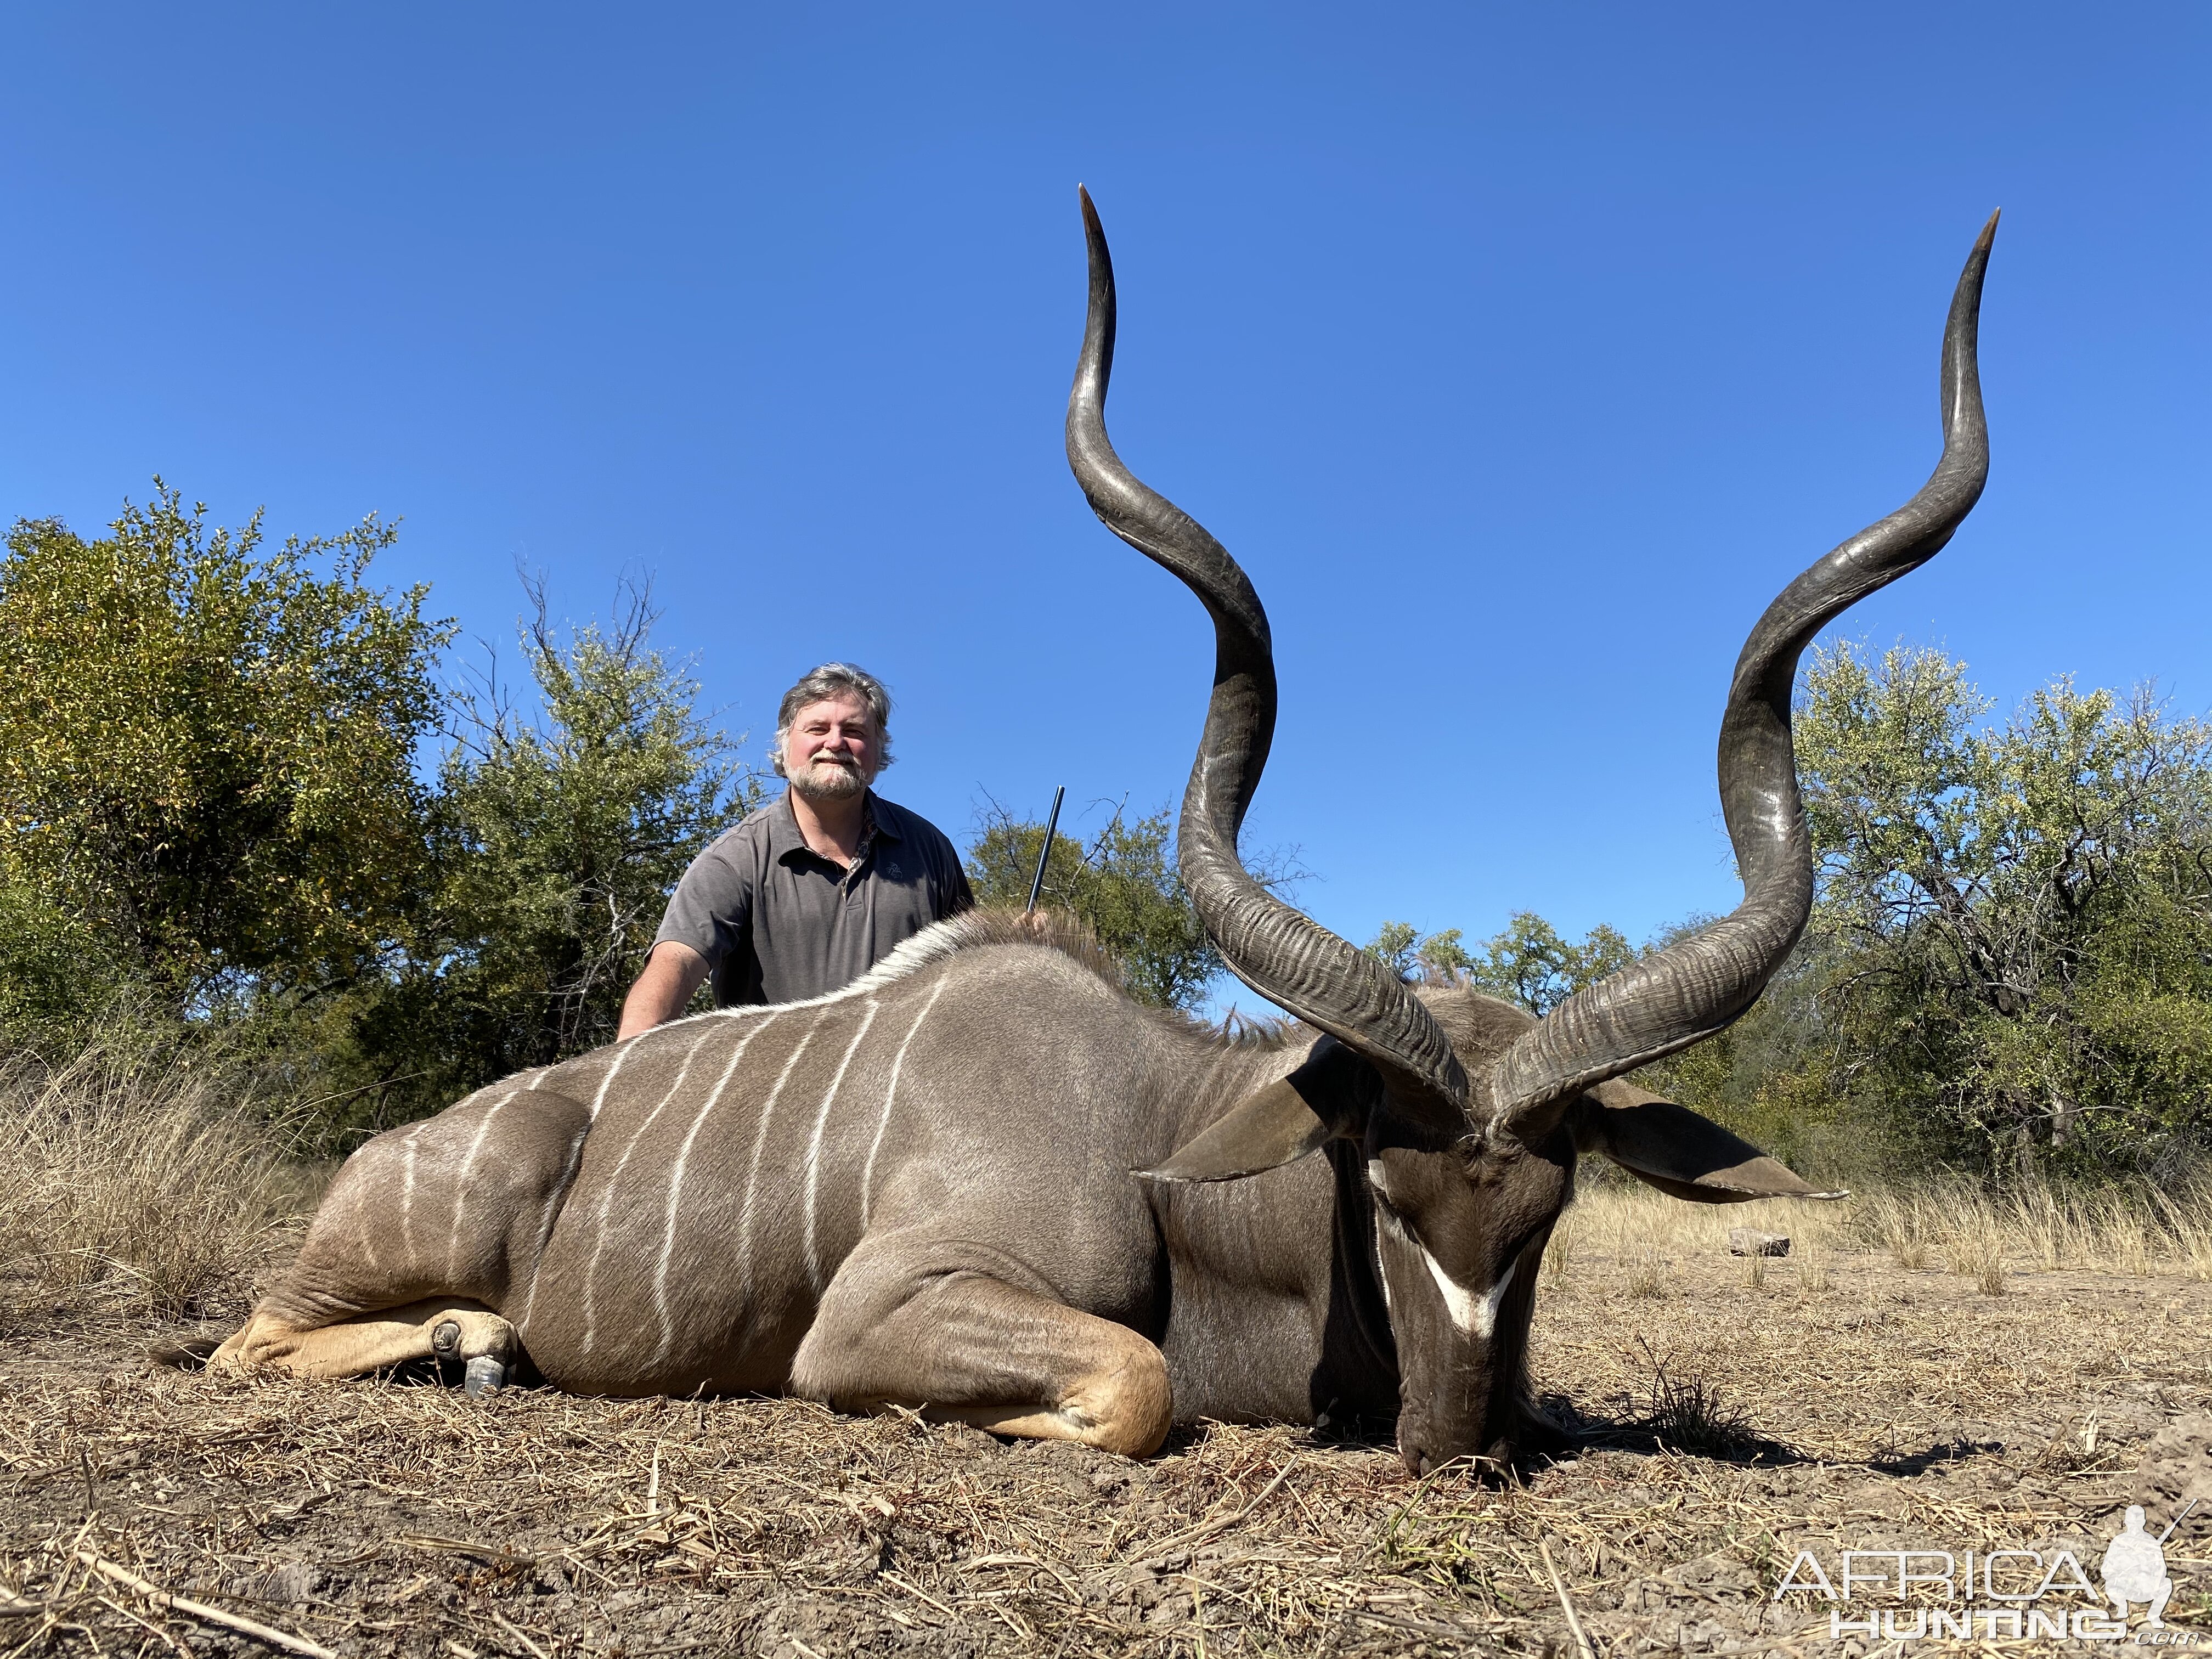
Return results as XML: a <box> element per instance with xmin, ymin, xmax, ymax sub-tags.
<box><xmin>771</xmin><ymin>662</ymin><xmax>895</xmax><ymax>778</ymax></box>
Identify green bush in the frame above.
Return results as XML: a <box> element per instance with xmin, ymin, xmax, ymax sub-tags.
<box><xmin>8</xmin><ymin>484</ymin><xmax>2207</xmax><ymax>1183</ymax></box>
<box><xmin>0</xmin><ymin>490</ymin><xmax>761</xmax><ymax>1146</ymax></box>
<box><xmin>1369</xmin><ymin>644</ymin><xmax>2212</xmax><ymax>1185</ymax></box>
<box><xmin>966</xmin><ymin>802</ymin><xmax>1224</xmax><ymax>1011</ymax></box>
<box><xmin>0</xmin><ymin>487</ymin><xmax>449</xmax><ymax>1009</ymax></box>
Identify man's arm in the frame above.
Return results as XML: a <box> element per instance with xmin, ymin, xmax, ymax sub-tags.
<box><xmin>935</xmin><ymin>826</ymin><xmax>976</xmax><ymax>917</ymax></box>
<box><xmin>618</xmin><ymin>941</ymin><xmax>710</xmax><ymax>1040</ymax></box>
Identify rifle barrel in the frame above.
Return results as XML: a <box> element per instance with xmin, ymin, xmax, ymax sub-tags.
<box><xmin>1025</xmin><ymin>786</ymin><xmax>1066</xmax><ymax>913</ymax></box>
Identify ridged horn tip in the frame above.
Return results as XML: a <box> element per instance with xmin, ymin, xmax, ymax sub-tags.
<box><xmin>1975</xmin><ymin>208</ymin><xmax>2000</xmax><ymax>252</ymax></box>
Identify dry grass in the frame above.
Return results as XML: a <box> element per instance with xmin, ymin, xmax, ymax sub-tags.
<box><xmin>1558</xmin><ymin>1169</ymin><xmax>2212</xmax><ymax>1287</ymax></box>
<box><xmin>4</xmin><ymin>1231</ymin><xmax>2206</xmax><ymax>1657</ymax></box>
<box><xmin>1623</xmin><ymin>1247</ymin><xmax>1667</xmax><ymax>1300</ymax></box>
<box><xmin>0</xmin><ymin>1034</ymin><xmax>320</xmax><ymax>1327</ymax></box>
<box><xmin>1792</xmin><ymin>1245</ymin><xmax>1832</xmax><ymax>1294</ymax></box>
<box><xmin>5</xmin><ymin>1082</ymin><xmax>2212</xmax><ymax>1654</ymax></box>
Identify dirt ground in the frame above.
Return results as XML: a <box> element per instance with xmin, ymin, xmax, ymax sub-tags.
<box><xmin>4</xmin><ymin>1215</ymin><xmax>2208</xmax><ymax>1658</ymax></box>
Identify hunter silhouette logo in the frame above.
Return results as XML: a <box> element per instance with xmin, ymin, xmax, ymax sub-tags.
<box><xmin>1773</xmin><ymin>1498</ymin><xmax>2201</xmax><ymax>1644</ymax></box>
<box><xmin>2104</xmin><ymin>1502</ymin><xmax>2196</xmax><ymax>1630</ymax></box>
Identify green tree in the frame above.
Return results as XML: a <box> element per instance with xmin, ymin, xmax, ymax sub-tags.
<box><xmin>386</xmin><ymin>578</ymin><xmax>761</xmax><ymax>1096</ymax></box>
<box><xmin>1364</xmin><ymin>921</ymin><xmax>1474</xmax><ymax>982</ymax></box>
<box><xmin>1364</xmin><ymin>912</ymin><xmax>1632</xmax><ymax>1014</ymax></box>
<box><xmin>967</xmin><ymin>802</ymin><xmax>1233</xmax><ymax>1011</ymax></box>
<box><xmin>1792</xmin><ymin>640</ymin><xmax>2212</xmax><ymax>1176</ymax></box>
<box><xmin>0</xmin><ymin>486</ymin><xmax>450</xmax><ymax>1011</ymax></box>
<box><xmin>0</xmin><ymin>882</ymin><xmax>99</xmax><ymax>1036</ymax></box>
<box><xmin>1364</xmin><ymin>922</ymin><xmax>1426</xmax><ymax>979</ymax></box>
<box><xmin>1468</xmin><ymin>912</ymin><xmax>1634</xmax><ymax>1014</ymax></box>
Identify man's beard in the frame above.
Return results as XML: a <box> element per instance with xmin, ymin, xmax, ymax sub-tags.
<box><xmin>791</xmin><ymin>757</ymin><xmax>868</xmax><ymax>802</ymax></box>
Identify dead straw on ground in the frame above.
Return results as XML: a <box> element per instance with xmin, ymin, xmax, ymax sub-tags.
<box><xmin>4</xmin><ymin>1215</ymin><xmax>2207</xmax><ymax>1657</ymax></box>
<box><xmin>5</xmin><ymin>1075</ymin><xmax>2212</xmax><ymax>1654</ymax></box>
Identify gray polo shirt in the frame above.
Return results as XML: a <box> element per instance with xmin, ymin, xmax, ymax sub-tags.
<box><xmin>652</xmin><ymin>791</ymin><xmax>973</xmax><ymax>1007</ymax></box>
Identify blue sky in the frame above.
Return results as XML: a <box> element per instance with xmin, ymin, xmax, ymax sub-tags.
<box><xmin>3</xmin><ymin>4</ymin><xmax>2207</xmax><ymax>989</ymax></box>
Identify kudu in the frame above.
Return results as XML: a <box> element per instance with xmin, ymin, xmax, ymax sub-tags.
<box><xmin>216</xmin><ymin>194</ymin><xmax>1997</xmax><ymax>1473</ymax></box>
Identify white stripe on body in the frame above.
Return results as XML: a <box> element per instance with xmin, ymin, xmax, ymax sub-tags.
<box><xmin>646</xmin><ymin>1013</ymin><xmax>791</xmax><ymax>1366</ymax></box>
<box><xmin>579</xmin><ymin>1026</ymin><xmax>719</xmax><ymax>1356</ymax></box>
<box><xmin>587</xmin><ymin>1040</ymin><xmax>640</xmax><ymax>1120</ymax></box>
<box><xmin>353</xmin><ymin>1166</ymin><xmax>383</xmax><ymax>1271</ymax></box>
<box><xmin>494</xmin><ymin>927</ymin><xmax>985</xmax><ymax>1346</ymax></box>
<box><xmin>399</xmin><ymin>1131</ymin><xmax>421</xmax><ymax>1261</ymax></box>
<box><xmin>446</xmin><ymin>1090</ymin><xmax>519</xmax><ymax>1281</ymax></box>
<box><xmin>801</xmin><ymin>1000</ymin><xmax>881</xmax><ymax>1289</ymax></box>
<box><xmin>657</xmin><ymin>913</ymin><xmax>975</xmax><ymax>1038</ymax></box>
<box><xmin>860</xmin><ymin>977</ymin><xmax>950</xmax><ymax>1229</ymax></box>
<box><xmin>729</xmin><ymin>1009</ymin><xmax>833</xmax><ymax>1315</ymax></box>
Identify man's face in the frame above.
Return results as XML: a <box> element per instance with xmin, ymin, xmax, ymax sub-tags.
<box><xmin>782</xmin><ymin>692</ymin><xmax>882</xmax><ymax>802</ymax></box>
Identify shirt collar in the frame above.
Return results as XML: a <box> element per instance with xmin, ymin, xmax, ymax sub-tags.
<box><xmin>769</xmin><ymin>788</ymin><xmax>899</xmax><ymax>862</ymax></box>
<box><xmin>765</xmin><ymin>792</ymin><xmax>808</xmax><ymax>860</ymax></box>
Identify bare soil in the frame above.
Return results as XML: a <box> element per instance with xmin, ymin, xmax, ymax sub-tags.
<box><xmin>4</xmin><ymin>1238</ymin><xmax>2208</xmax><ymax>1657</ymax></box>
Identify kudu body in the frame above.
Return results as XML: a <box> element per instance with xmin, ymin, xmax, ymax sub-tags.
<box><xmin>218</xmin><ymin>195</ymin><xmax>1999</xmax><ymax>1471</ymax></box>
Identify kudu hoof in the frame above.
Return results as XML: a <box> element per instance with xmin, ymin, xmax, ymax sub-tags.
<box><xmin>464</xmin><ymin>1355</ymin><xmax>508</xmax><ymax>1397</ymax></box>
<box><xmin>430</xmin><ymin>1312</ymin><xmax>512</xmax><ymax>1394</ymax></box>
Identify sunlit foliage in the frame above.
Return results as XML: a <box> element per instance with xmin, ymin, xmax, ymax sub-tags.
<box><xmin>966</xmin><ymin>802</ymin><xmax>1222</xmax><ymax>1011</ymax></box>
<box><xmin>1365</xmin><ymin>913</ymin><xmax>1633</xmax><ymax>1016</ymax></box>
<box><xmin>0</xmin><ymin>485</ymin><xmax>448</xmax><ymax>1013</ymax></box>
<box><xmin>8</xmin><ymin>483</ymin><xmax>2209</xmax><ymax>1178</ymax></box>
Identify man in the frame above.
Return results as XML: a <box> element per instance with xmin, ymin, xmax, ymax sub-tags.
<box><xmin>616</xmin><ymin>663</ymin><xmax>972</xmax><ymax>1036</ymax></box>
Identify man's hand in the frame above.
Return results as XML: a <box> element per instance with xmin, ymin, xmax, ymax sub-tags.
<box><xmin>618</xmin><ymin>941</ymin><xmax>710</xmax><ymax>1040</ymax></box>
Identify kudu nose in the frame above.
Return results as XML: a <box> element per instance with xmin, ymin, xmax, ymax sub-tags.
<box><xmin>1396</xmin><ymin>1425</ymin><xmax>1515</xmax><ymax>1480</ymax></box>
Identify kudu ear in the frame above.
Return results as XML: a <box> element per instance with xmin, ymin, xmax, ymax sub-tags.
<box><xmin>1569</xmin><ymin>1079</ymin><xmax>1847</xmax><ymax>1203</ymax></box>
<box><xmin>1137</xmin><ymin>1039</ymin><xmax>1371</xmax><ymax>1183</ymax></box>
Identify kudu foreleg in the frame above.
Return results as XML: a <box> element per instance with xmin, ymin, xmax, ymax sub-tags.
<box><xmin>792</xmin><ymin>1243</ymin><xmax>1171</xmax><ymax>1457</ymax></box>
<box><xmin>212</xmin><ymin>1298</ymin><xmax>518</xmax><ymax>1394</ymax></box>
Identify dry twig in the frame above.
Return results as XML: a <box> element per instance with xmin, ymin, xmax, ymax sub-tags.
<box><xmin>1540</xmin><ymin>1535</ymin><xmax>1598</xmax><ymax>1659</ymax></box>
<box><xmin>74</xmin><ymin>1548</ymin><xmax>336</xmax><ymax>1658</ymax></box>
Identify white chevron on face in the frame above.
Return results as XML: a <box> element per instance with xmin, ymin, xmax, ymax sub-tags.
<box><xmin>1420</xmin><ymin>1243</ymin><xmax>1516</xmax><ymax>1339</ymax></box>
